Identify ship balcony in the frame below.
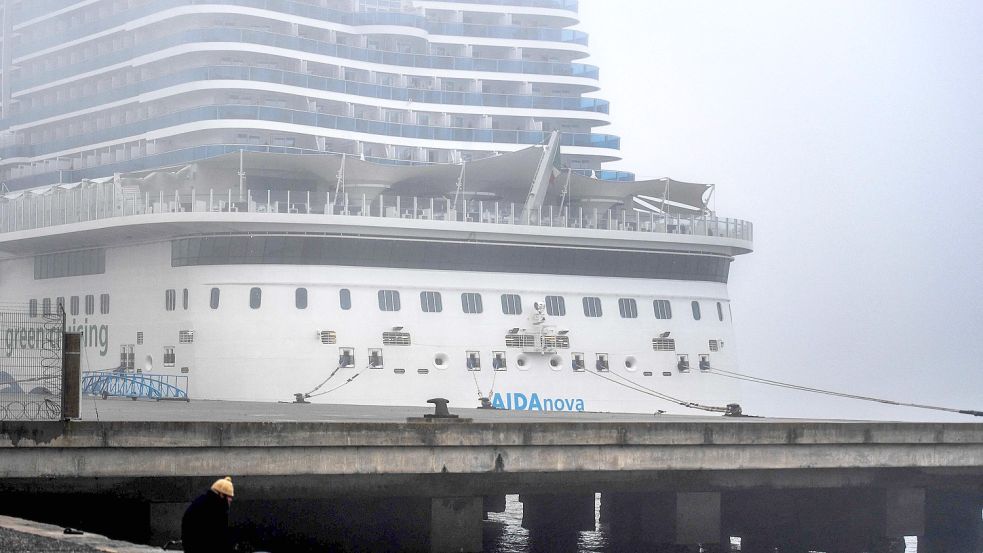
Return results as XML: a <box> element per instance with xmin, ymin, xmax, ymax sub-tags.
<box><xmin>0</xmin><ymin>184</ymin><xmax>753</xmax><ymax>252</ymax></box>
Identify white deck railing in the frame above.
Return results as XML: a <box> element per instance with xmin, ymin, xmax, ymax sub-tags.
<box><xmin>0</xmin><ymin>184</ymin><xmax>753</xmax><ymax>243</ymax></box>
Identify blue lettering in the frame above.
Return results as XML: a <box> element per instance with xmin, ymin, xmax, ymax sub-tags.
<box><xmin>491</xmin><ymin>393</ymin><xmax>505</xmax><ymax>410</ymax></box>
<box><xmin>513</xmin><ymin>393</ymin><xmax>528</xmax><ymax>410</ymax></box>
<box><xmin>491</xmin><ymin>391</ymin><xmax>586</xmax><ymax>412</ymax></box>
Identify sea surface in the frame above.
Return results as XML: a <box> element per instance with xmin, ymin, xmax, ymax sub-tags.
<box><xmin>481</xmin><ymin>495</ymin><xmax>918</xmax><ymax>553</ymax></box>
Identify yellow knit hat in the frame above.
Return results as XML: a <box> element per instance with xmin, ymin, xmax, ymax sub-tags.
<box><xmin>210</xmin><ymin>476</ymin><xmax>234</xmax><ymax>497</ymax></box>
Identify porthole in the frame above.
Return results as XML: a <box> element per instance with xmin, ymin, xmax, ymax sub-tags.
<box><xmin>433</xmin><ymin>352</ymin><xmax>449</xmax><ymax>369</ymax></box>
<box><xmin>516</xmin><ymin>354</ymin><xmax>529</xmax><ymax>369</ymax></box>
<box><xmin>549</xmin><ymin>355</ymin><xmax>563</xmax><ymax>370</ymax></box>
<box><xmin>625</xmin><ymin>356</ymin><xmax>638</xmax><ymax>371</ymax></box>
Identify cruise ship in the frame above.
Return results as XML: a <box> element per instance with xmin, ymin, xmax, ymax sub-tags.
<box><xmin>0</xmin><ymin>0</ymin><xmax>752</xmax><ymax>413</ymax></box>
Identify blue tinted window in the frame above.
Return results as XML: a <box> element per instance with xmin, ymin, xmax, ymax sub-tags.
<box><xmin>296</xmin><ymin>288</ymin><xmax>308</xmax><ymax>309</ymax></box>
<box><xmin>691</xmin><ymin>301</ymin><xmax>701</xmax><ymax>320</ymax></box>
<box><xmin>250</xmin><ymin>287</ymin><xmax>262</xmax><ymax>309</ymax></box>
<box><xmin>340</xmin><ymin>288</ymin><xmax>351</xmax><ymax>310</ymax></box>
<box><xmin>420</xmin><ymin>291</ymin><xmax>442</xmax><ymax>312</ymax></box>
<box><xmin>582</xmin><ymin>296</ymin><xmax>602</xmax><ymax>317</ymax></box>
<box><xmin>210</xmin><ymin>288</ymin><xmax>220</xmax><ymax>309</ymax></box>
<box><xmin>653</xmin><ymin>300</ymin><xmax>672</xmax><ymax>319</ymax></box>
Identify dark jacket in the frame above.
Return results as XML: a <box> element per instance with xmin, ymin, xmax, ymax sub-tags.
<box><xmin>181</xmin><ymin>490</ymin><xmax>231</xmax><ymax>553</ymax></box>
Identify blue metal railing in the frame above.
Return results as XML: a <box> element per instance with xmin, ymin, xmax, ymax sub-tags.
<box><xmin>0</xmin><ymin>104</ymin><xmax>620</xmax><ymax>159</ymax></box>
<box><xmin>14</xmin><ymin>27</ymin><xmax>597</xmax><ymax>92</ymax></box>
<box><xmin>1</xmin><ymin>65</ymin><xmax>609</xmax><ymax>130</ymax></box>
<box><xmin>15</xmin><ymin>0</ymin><xmax>587</xmax><ymax>57</ymax></box>
<box><xmin>16</xmin><ymin>0</ymin><xmax>579</xmax><ymax>25</ymax></box>
<box><xmin>81</xmin><ymin>371</ymin><xmax>189</xmax><ymax>401</ymax></box>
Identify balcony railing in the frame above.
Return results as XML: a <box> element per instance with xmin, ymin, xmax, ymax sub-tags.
<box><xmin>14</xmin><ymin>27</ymin><xmax>598</xmax><ymax>92</ymax></box>
<box><xmin>15</xmin><ymin>0</ymin><xmax>588</xmax><ymax>58</ymax></box>
<box><xmin>0</xmin><ymin>104</ymin><xmax>619</xmax><ymax>160</ymax></box>
<box><xmin>16</xmin><ymin>0</ymin><xmax>579</xmax><ymax>25</ymax></box>
<box><xmin>0</xmin><ymin>182</ymin><xmax>753</xmax><ymax>244</ymax></box>
<box><xmin>1</xmin><ymin>65</ymin><xmax>609</xmax><ymax>130</ymax></box>
<box><xmin>3</xmin><ymin>144</ymin><xmax>629</xmax><ymax>191</ymax></box>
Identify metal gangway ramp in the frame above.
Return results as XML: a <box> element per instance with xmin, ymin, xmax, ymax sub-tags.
<box><xmin>81</xmin><ymin>371</ymin><xmax>189</xmax><ymax>401</ymax></box>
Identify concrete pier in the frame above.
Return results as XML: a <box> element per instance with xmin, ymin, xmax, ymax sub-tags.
<box><xmin>0</xmin><ymin>399</ymin><xmax>981</xmax><ymax>552</ymax></box>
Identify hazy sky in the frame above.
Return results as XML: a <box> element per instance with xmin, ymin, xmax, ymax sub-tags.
<box><xmin>577</xmin><ymin>0</ymin><xmax>983</xmax><ymax>421</ymax></box>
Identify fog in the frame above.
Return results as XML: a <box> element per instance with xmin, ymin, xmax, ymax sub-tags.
<box><xmin>579</xmin><ymin>0</ymin><xmax>983</xmax><ymax>421</ymax></box>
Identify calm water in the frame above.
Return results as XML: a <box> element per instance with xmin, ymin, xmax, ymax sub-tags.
<box><xmin>482</xmin><ymin>495</ymin><xmax>917</xmax><ymax>553</ymax></box>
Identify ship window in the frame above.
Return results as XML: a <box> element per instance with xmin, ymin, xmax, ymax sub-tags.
<box><xmin>29</xmin><ymin>299</ymin><xmax>38</xmax><ymax>318</ymax></box>
<box><xmin>250</xmin><ymin>287</ymin><xmax>262</xmax><ymax>309</ymax></box>
<box><xmin>170</xmin><ymin>237</ymin><xmax>732</xmax><ymax>283</ymax></box>
<box><xmin>56</xmin><ymin>297</ymin><xmax>65</xmax><ymax>314</ymax></box>
<box><xmin>545</xmin><ymin>295</ymin><xmax>566</xmax><ymax>316</ymax></box>
<box><xmin>378</xmin><ymin>290</ymin><xmax>401</xmax><ymax>311</ymax></box>
<box><xmin>163</xmin><ymin>346</ymin><xmax>175</xmax><ymax>367</ymax></box>
<box><xmin>296</xmin><ymin>288</ymin><xmax>308</xmax><ymax>309</ymax></box>
<box><xmin>691</xmin><ymin>301</ymin><xmax>701</xmax><ymax>320</ymax></box>
<box><xmin>34</xmin><ymin>248</ymin><xmax>105</xmax><ymax>279</ymax></box>
<box><xmin>582</xmin><ymin>296</ymin><xmax>602</xmax><ymax>317</ymax></box>
<box><xmin>500</xmin><ymin>294</ymin><xmax>522</xmax><ymax>315</ymax></box>
<box><xmin>461</xmin><ymin>292</ymin><xmax>483</xmax><ymax>314</ymax></box>
<box><xmin>618</xmin><ymin>298</ymin><xmax>637</xmax><ymax>319</ymax></box>
<box><xmin>164</xmin><ymin>289</ymin><xmax>176</xmax><ymax>311</ymax></box>
<box><xmin>100</xmin><ymin>293</ymin><xmax>110</xmax><ymax>314</ymax></box>
<box><xmin>653</xmin><ymin>299</ymin><xmax>672</xmax><ymax>319</ymax></box>
<box><xmin>340</xmin><ymin>288</ymin><xmax>351</xmax><ymax>310</ymax></box>
<box><xmin>42</xmin><ymin>298</ymin><xmax>52</xmax><ymax>316</ymax></box>
<box><xmin>182</xmin><ymin>289</ymin><xmax>188</xmax><ymax>310</ymax></box>
<box><xmin>209</xmin><ymin>287</ymin><xmax>220</xmax><ymax>309</ymax></box>
<box><xmin>70</xmin><ymin>296</ymin><xmax>79</xmax><ymax>316</ymax></box>
<box><xmin>85</xmin><ymin>294</ymin><xmax>95</xmax><ymax>315</ymax></box>
<box><xmin>717</xmin><ymin>301</ymin><xmax>724</xmax><ymax>321</ymax></box>
<box><xmin>420</xmin><ymin>291</ymin><xmax>442</xmax><ymax>312</ymax></box>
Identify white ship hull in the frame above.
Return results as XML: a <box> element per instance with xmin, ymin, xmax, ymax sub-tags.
<box><xmin>1</xmin><ymin>221</ymin><xmax>745</xmax><ymax>414</ymax></box>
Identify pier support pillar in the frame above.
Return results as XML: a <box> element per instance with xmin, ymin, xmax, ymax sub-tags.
<box><xmin>676</xmin><ymin>491</ymin><xmax>721</xmax><ymax>546</ymax></box>
<box><xmin>921</xmin><ymin>489</ymin><xmax>983</xmax><ymax>553</ymax></box>
<box><xmin>600</xmin><ymin>492</ymin><xmax>674</xmax><ymax>546</ymax></box>
<box><xmin>430</xmin><ymin>496</ymin><xmax>482</xmax><ymax>553</ymax></box>
<box><xmin>482</xmin><ymin>494</ymin><xmax>506</xmax><ymax>518</ymax></box>
<box><xmin>148</xmin><ymin>502</ymin><xmax>185</xmax><ymax>546</ymax></box>
<box><xmin>601</xmin><ymin>491</ymin><xmax>720</xmax><ymax>549</ymax></box>
<box><xmin>883</xmin><ymin>487</ymin><xmax>924</xmax><ymax>538</ymax></box>
<box><xmin>521</xmin><ymin>493</ymin><xmax>594</xmax><ymax>551</ymax></box>
<box><xmin>725</xmin><ymin>488</ymin><xmax>882</xmax><ymax>553</ymax></box>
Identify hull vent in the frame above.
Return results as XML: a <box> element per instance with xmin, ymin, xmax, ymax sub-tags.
<box><xmin>505</xmin><ymin>334</ymin><xmax>535</xmax><ymax>348</ymax></box>
<box><xmin>319</xmin><ymin>331</ymin><xmax>337</xmax><ymax>344</ymax></box>
<box><xmin>652</xmin><ymin>338</ymin><xmax>676</xmax><ymax>351</ymax></box>
<box><xmin>505</xmin><ymin>334</ymin><xmax>569</xmax><ymax>351</ymax></box>
<box><xmin>382</xmin><ymin>331</ymin><xmax>411</xmax><ymax>346</ymax></box>
<box><xmin>709</xmin><ymin>339</ymin><xmax>719</xmax><ymax>352</ymax></box>
<box><xmin>178</xmin><ymin>330</ymin><xmax>195</xmax><ymax>344</ymax></box>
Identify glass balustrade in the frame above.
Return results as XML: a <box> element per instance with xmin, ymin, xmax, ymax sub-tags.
<box><xmin>15</xmin><ymin>0</ymin><xmax>588</xmax><ymax>57</ymax></box>
<box><xmin>0</xmin><ymin>181</ymin><xmax>753</xmax><ymax>245</ymax></box>
<box><xmin>0</xmin><ymin>104</ymin><xmax>620</xmax><ymax>159</ymax></box>
<box><xmin>14</xmin><ymin>27</ymin><xmax>598</xmax><ymax>92</ymax></box>
<box><xmin>1</xmin><ymin>65</ymin><xmax>609</xmax><ymax>130</ymax></box>
<box><xmin>17</xmin><ymin>0</ymin><xmax>579</xmax><ymax>25</ymax></box>
<box><xmin>3</xmin><ymin>144</ymin><xmax>632</xmax><ymax>190</ymax></box>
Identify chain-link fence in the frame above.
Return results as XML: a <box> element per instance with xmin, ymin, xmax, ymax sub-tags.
<box><xmin>0</xmin><ymin>305</ymin><xmax>64</xmax><ymax>421</ymax></box>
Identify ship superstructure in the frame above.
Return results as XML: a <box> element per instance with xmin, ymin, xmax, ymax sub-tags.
<box><xmin>0</xmin><ymin>1</ymin><xmax>753</xmax><ymax>413</ymax></box>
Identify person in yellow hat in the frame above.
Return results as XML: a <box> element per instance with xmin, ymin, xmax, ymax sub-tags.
<box><xmin>180</xmin><ymin>476</ymin><xmax>234</xmax><ymax>553</ymax></box>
